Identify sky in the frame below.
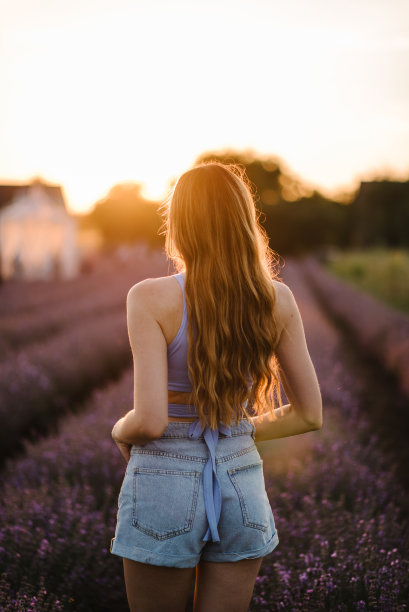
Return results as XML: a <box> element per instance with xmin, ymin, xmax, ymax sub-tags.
<box><xmin>0</xmin><ymin>0</ymin><xmax>408</xmax><ymax>214</ymax></box>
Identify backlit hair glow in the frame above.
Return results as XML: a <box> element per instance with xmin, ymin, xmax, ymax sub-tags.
<box><xmin>162</xmin><ymin>161</ymin><xmax>282</xmax><ymax>428</ymax></box>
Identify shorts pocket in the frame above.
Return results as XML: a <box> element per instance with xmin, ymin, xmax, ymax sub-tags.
<box><xmin>132</xmin><ymin>467</ymin><xmax>200</xmax><ymax>540</ymax></box>
<box><xmin>228</xmin><ymin>461</ymin><xmax>270</xmax><ymax>531</ymax></box>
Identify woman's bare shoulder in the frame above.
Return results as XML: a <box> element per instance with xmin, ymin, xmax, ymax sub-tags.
<box><xmin>127</xmin><ymin>276</ymin><xmax>182</xmax><ymax>344</ymax></box>
<box><xmin>128</xmin><ymin>275</ymin><xmax>176</xmax><ymax>299</ymax></box>
<box><xmin>127</xmin><ymin>275</ymin><xmax>180</xmax><ymax>316</ymax></box>
<box><xmin>272</xmin><ymin>280</ymin><xmax>299</xmax><ymax>330</ymax></box>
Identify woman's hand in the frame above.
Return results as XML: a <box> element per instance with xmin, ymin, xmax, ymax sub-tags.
<box><xmin>111</xmin><ymin>417</ymin><xmax>132</xmax><ymax>464</ymax></box>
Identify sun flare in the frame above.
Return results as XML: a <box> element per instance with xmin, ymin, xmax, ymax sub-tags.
<box><xmin>0</xmin><ymin>0</ymin><xmax>408</xmax><ymax>214</ymax></box>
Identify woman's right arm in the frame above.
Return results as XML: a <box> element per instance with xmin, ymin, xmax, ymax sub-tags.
<box><xmin>251</xmin><ymin>282</ymin><xmax>323</xmax><ymax>442</ymax></box>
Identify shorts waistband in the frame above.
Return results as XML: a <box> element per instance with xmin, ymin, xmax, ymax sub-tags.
<box><xmin>159</xmin><ymin>418</ymin><xmax>254</xmax><ymax>439</ymax></box>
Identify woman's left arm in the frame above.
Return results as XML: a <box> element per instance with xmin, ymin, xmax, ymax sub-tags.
<box><xmin>111</xmin><ymin>280</ymin><xmax>169</xmax><ymax>461</ymax></box>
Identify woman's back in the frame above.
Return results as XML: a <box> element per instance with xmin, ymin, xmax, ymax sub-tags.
<box><xmin>128</xmin><ymin>270</ymin><xmax>289</xmax><ymax>420</ymax></box>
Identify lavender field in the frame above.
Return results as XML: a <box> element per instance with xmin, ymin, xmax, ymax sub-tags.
<box><xmin>0</xmin><ymin>254</ymin><xmax>408</xmax><ymax>611</ymax></box>
<box><xmin>0</xmin><ymin>246</ymin><xmax>169</xmax><ymax>463</ymax></box>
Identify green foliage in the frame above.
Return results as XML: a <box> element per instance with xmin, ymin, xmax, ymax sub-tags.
<box><xmin>85</xmin><ymin>183</ymin><xmax>163</xmax><ymax>247</ymax></box>
<box><xmin>326</xmin><ymin>249</ymin><xmax>409</xmax><ymax>315</ymax></box>
<box><xmin>197</xmin><ymin>150</ymin><xmax>289</xmax><ymax>205</ymax></box>
<box><xmin>82</xmin><ymin>151</ymin><xmax>409</xmax><ymax>254</ymax></box>
<box><xmin>196</xmin><ymin>151</ymin><xmax>352</xmax><ymax>255</ymax></box>
<box><xmin>350</xmin><ymin>180</ymin><xmax>409</xmax><ymax>248</ymax></box>
<box><xmin>263</xmin><ymin>194</ymin><xmax>351</xmax><ymax>255</ymax></box>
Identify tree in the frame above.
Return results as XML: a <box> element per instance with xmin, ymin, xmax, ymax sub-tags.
<box><xmin>85</xmin><ymin>183</ymin><xmax>163</xmax><ymax>247</ymax></box>
<box><xmin>195</xmin><ymin>150</ymin><xmax>351</xmax><ymax>254</ymax></box>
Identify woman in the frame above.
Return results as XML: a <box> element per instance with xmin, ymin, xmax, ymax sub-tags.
<box><xmin>110</xmin><ymin>162</ymin><xmax>322</xmax><ymax>612</ymax></box>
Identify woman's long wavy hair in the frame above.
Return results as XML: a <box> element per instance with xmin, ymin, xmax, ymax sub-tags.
<box><xmin>162</xmin><ymin>161</ymin><xmax>282</xmax><ymax>429</ymax></box>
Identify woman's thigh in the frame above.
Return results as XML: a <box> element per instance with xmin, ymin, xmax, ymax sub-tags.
<box><xmin>123</xmin><ymin>557</ymin><xmax>263</xmax><ymax>612</ymax></box>
<box><xmin>123</xmin><ymin>558</ymin><xmax>195</xmax><ymax>612</ymax></box>
<box><xmin>194</xmin><ymin>557</ymin><xmax>264</xmax><ymax>612</ymax></box>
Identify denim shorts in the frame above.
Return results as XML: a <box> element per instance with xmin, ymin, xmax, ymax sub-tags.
<box><xmin>110</xmin><ymin>419</ymin><xmax>279</xmax><ymax>568</ymax></box>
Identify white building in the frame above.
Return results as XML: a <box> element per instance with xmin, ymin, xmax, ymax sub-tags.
<box><xmin>0</xmin><ymin>181</ymin><xmax>80</xmax><ymax>280</ymax></box>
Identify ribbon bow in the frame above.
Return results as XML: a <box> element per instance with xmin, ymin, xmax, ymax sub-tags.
<box><xmin>188</xmin><ymin>419</ymin><xmax>231</xmax><ymax>543</ymax></box>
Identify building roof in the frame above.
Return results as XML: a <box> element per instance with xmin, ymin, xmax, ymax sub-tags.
<box><xmin>0</xmin><ymin>182</ymin><xmax>67</xmax><ymax>212</ymax></box>
<box><xmin>355</xmin><ymin>179</ymin><xmax>409</xmax><ymax>198</ymax></box>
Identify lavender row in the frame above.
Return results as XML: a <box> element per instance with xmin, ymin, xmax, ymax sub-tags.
<box><xmin>0</xmin><ymin>370</ymin><xmax>135</xmax><ymax>611</ymax></box>
<box><xmin>0</xmin><ymin>244</ymin><xmax>165</xmax><ymax>316</ymax></box>
<box><xmin>0</xmin><ymin>252</ymin><xmax>120</xmax><ymax>316</ymax></box>
<box><xmin>0</xmin><ymin>308</ymin><xmax>131</xmax><ymax>462</ymax></box>
<box><xmin>0</xmin><ymin>249</ymin><xmax>170</xmax><ymax>459</ymax></box>
<box><xmin>0</xmin><ymin>283</ymin><xmax>124</xmax><ymax>360</ymax></box>
<box><xmin>0</xmin><ymin>247</ymin><xmax>169</xmax><ymax>358</ymax></box>
<box><xmin>252</xmin><ymin>357</ymin><xmax>409</xmax><ymax>610</ymax></box>
<box><xmin>251</xmin><ymin>259</ymin><xmax>409</xmax><ymax>610</ymax></box>
<box><xmin>302</xmin><ymin>257</ymin><xmax>409</xmax><ymax>399</ymax></box>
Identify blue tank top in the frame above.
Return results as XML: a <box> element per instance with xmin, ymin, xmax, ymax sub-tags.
<box><xmin>167</xmin><ymin>272</ymin><xmax>192</xmax><ymax>394</ymax></box>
